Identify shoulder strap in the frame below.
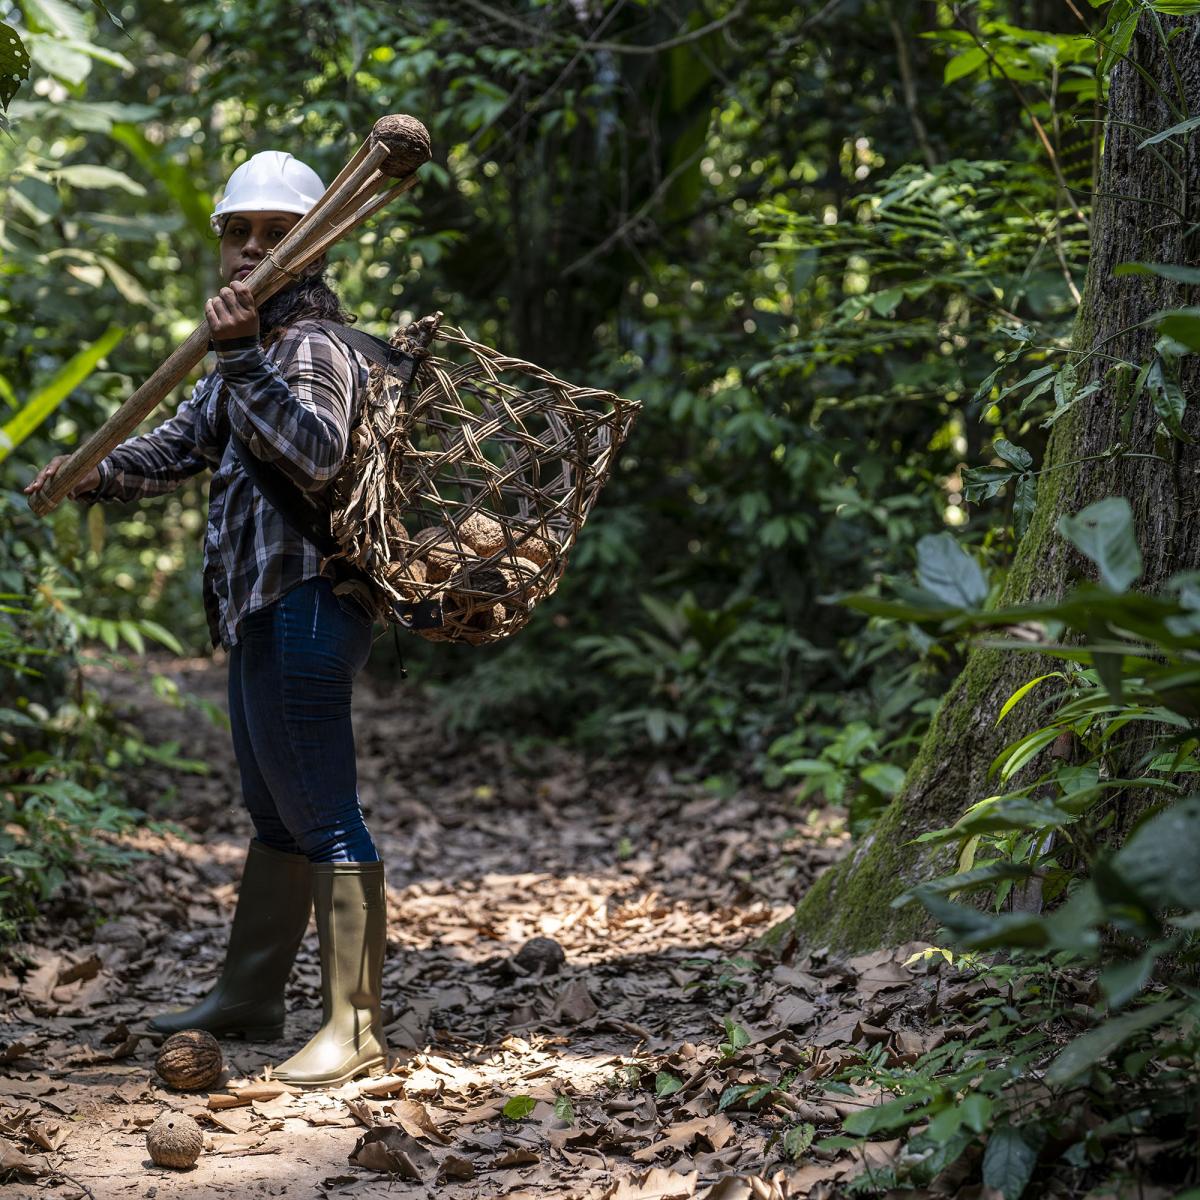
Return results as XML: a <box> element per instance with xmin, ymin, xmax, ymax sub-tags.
<box><xmin>230</xmin><ymin>435</ymin><xmax>441</xmax><ymax>631</ymax></box>
<box><xmin>228</xmin><ymin>433</ymin><xmax>340</xmax><ymax>558</ymax></box>
<box><xmin>312</xmin><ymin>320</ymin><xmax>422</xmax><ymax>386</ymax></box>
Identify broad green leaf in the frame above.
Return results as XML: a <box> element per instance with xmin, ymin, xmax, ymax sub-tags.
<box><xmin>843</xmin><ymin>1095</ymin><xmax>926</xmax><ymax>1135</ymax></box>
<box><xmin>1112</xmin><ymin>794</ymin><xmax>1200</xmax><ymax>910</ymax></box>
<box><xmin>917</xmin><ymin>891</ymin><xmax>1050</xmax><ymax>951</ymax></box>
<box><xmin>895</xmin><ymin>862</ymin><xmax>1033</xmax><ymax>907</ymax></box>
<box><xmin>962</xmin><ymin>465</ymin><xmax>1018</xmax><ymax>503</ymax></box>
<box><xmin>1147</xmin><ymin>356</ymin><xmax>1188</xmax><ymax>440</ymax></box>
<box><xmin>982</xmin><ymin>1125</ymin><xmax>1038</xmax><ymax>1200</ymax></box>
<box><xmin>9</xmin><ymin>175</ymin><xmax>59</xmax><ymax>225</ymax></box>
<box><xmin>1115</xmin><ymin>261</ymin><xmax>1200</xmax><ymax>284</ymax></box>
<box><xmin>993</xmin><ymin>726</ymin><xmax>1064</xmax><ymax>782</ymax></box>
<box><xmin>26</xmin><ymin>32</ymin><xmax>90</xmax><ymax>85</ymax></box>
<box><xmin>52</xmin><ymin>164</ymin><xmax>146</xmax><ymax>195</ymax></box>
<box><xmin>927</xmin><ymin>1105</ymin><xmax>963</xmax><ymax>1144</ymax></box>
<box><xmin>944</xmin><ymin>47</ymin><xmax>987</xmax><ymax>84</ymax></box>
<box><xmin>23</xmin><ymin>0</ymin><xmax>88</xmax><ymax>39</ymax></box>
<box><xmin>137</xmin><ymin>619</ymin><xmax>184</xmax><ymax>655</ymax></box>
<box><xmin>997</xmin><ymin>673</ymin><xmax>1063</xmax><ymax>723</ymax></box>
<box><xmin>860</xmin><ymin>762</ymin><xmax>905</xmax><ymax>796</ymax></box>
<box><xmin>1057</xmin><ymin>498</ymin><xmax>1142</xmax><ymax>593</ymax></box>
<box><xmin>993</xmin><ymin>438</ymin><xmax>1033</xmax><ymax>472</ymax></box>
<box><xmin>99</xmin><ymin>255</ymin><xmax>150</xmax><ymax>305</ymax></box>
<box><xmin>502</xmin><ymin>1095</ymin><xmax>536</xmax><ymax>1120</ymax></box>
<box><xmin>1013</xmin><ymin>474</ymin><xmax>1036</xmax><ymax>540</ymax></box>
<box><xmin>553</xmin><ymin>1095</ymin><xmax>575</xmax><ymax>1123</ymax></box>
<box><xmin>721</xmin><ymin>1018</ymin><xmax>750</xmax><ymax>1053</ymax></box>
<box><xmin>1099</xmin><ymin>947</ymin><xmax>1158</xmax><ymax>1010</ymax></box>
<box><xmin>916</xmin><ymin>532</ymin><xmax>988</xmax><ymax>607</ymax></box>
<box><xmin>782</xmin><ymin>1122</ymin><xmax>815</xmax><ymax>1159</ymax></box>
<box><xmin>118</xmin><ymin>621</ymin><xmax>144</xmax><ymax>656</ymax></box>
<box><xmin>108</xmin><ymin>123</ymin><xmax>213</xmax><ymax>237</ymax></box>
<box><xmin>998</xmin><ymin>364</ymin><xmax>1056</xmax><ymax>408</ymax></box>
<box><xmin>962</xmin><ymin>1093</ymin><xmax>992</xmax><ymax>1134</ymax></box>
<box><xmin>1138</xmin><ymin>113</ymin><xmax>1200</xmax><ymax>148</ymax></box>
<box><xmin>718</xmin><ymin>1083</ymin><xmax>755</xmax><ymax>1111</ymax></box>
<box><xmin>0</xmin><ymin>326</ymin><xmax>124</xmax><ymax>462</ymax></box>
<box><xmin>654</xmin><ymin>1071</ymin><xmax>684</xmax><ymax>1097</ymax></box>
<box><xmin>0</xmin><ymin>22</ymin><xmax>31</xmax><ymax>108</ymax></box>
<box><xmin>1155</xmin><ymin>308</ymin><xmax>1200</xmax><ymax>352</ymax></box>
<box><xmin>1045</xmin><ymin>1001</ymin><xmax>1185</xmax><ymax>1085</ymax></box>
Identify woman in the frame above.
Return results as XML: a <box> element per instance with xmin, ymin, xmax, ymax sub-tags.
<box><xmin>25</xmin><ymin>150</ymin><xmax>387</xmax><ymax>1089</ymax></box>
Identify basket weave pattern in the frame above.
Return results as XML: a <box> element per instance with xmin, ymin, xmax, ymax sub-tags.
<box><xmin>328</xmin><ymin>319</ymin><xmax>639</xmax><ymax>645</ymax></box>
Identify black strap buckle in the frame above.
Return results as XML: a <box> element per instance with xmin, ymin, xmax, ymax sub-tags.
<box><xmin>393</xmin><ymin>597</ymin><xmax>443</xmax><ymax>630</ymax></box>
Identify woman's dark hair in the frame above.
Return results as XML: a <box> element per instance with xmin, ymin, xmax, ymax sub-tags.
<box><xmin>257</xmin><ymin>267</ymin><xmax>357</xmax><ymax>351</ymax></box>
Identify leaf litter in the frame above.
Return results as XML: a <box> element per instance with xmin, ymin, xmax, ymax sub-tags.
<box><xmin>0</xmin><ymin>654</ymin><xmax>1051</xmax><ymax>1198</ymax></box>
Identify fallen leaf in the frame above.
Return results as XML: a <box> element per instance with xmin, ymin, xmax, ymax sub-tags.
<box><xmin>348</xmin><ymin>1125</ymin><xmax>436</xmax><ymax>1179</ymax></box>
<box><xmin>0</xmin><ymin>1137</ymin><xmax>42</xmax><ymax>1177</ymax></box>
<box><xmin>551</xmin><ymin>979</ymin><xmax>599</xmax><ymax>1024</ymax></box>
<box><xmin>389</xmin><ymin>1098</ymin><xmax>451</xmax><ymax>1144</ymax></box>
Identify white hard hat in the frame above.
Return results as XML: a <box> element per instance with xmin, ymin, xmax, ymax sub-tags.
<box><xmin>210</xmin><ymin>151</ymin><xmax>325</xmax><ymax>234</ymax></box>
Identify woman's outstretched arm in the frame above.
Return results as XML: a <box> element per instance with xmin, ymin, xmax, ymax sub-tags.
<box><xmin>25</xmin><ymin>384</ymin><xmax>211</xmax><ymax>504</ymax></box>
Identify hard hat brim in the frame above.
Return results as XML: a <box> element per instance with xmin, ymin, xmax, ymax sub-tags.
<box><xmin>209</xmin><ymin>200</ymin><xmax>314</xmax><ymax>235</ymax></box>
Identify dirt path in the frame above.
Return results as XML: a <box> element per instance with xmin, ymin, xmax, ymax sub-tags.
<box><xmin>0</xmin><ymin>653</ymin><xmax>924</xmax><ymax>1199</ymax></box>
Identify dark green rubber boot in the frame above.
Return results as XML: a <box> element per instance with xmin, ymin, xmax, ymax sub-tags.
<box><xmin>149</xmin><ymin>840</ymin><xmax>313</xmax><ymax>1041</ymax></box>
<box><xmin>272</xmin><ymin>861</ymin><xmax>387</xmax><ymax>1087</ymax></box>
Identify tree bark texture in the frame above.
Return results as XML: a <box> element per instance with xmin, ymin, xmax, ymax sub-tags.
<box><xmin>778</xmin><ymin>13</ymin><xmax>1200</xmax><ymax>955</ymax></box>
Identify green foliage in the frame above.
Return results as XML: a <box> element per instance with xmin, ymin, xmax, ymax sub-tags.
<box><xmin>501</xmin><ymin>1095</ymin><xmax>536</xmax><ymax>1120</ymax></box>
<box><xmin>827</xmin><ymin>468</ymin><xmax>1200</xmax><ymax>1195</ymax></box>
<box><xmin>0</xmin><ymin>0</ymin><xmax>1100</xmax><ymax>786</ymax></box>
<box><xmin>0</xmin><ymin>489</ymin><xmax>204</xmax><ymax>935</ymax></box>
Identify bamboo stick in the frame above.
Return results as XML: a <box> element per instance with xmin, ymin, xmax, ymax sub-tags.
<box><xmin>29</xmin><ymin>114</ymin><xmax>430</xmax><ymax>516</ymax></box>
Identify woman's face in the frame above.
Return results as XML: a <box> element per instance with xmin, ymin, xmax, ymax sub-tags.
<box><xmin>219</xmin><ymin>210</ymin><xmax>302</xmax><ymax>284</ymax></box>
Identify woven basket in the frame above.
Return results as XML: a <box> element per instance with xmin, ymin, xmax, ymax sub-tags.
<box><xmin>328</xmin><ymin>315</ymin><xmax>640</xmax><ymax>645</ymax></box>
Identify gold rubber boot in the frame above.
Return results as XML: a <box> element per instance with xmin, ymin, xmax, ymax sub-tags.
<box><xmin>149</xmin><ymin>840</ymin><xmax>313</xmax><ymax>1040</ymax></box>
<box><xmin>272</xmin><ymin>861</ymin><xmax>387</xmax><ymax>1087</ymax></box>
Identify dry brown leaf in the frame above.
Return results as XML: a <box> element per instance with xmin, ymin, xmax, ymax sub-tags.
<box><xmin>438</xmin><ymin>1153</ymin><xmax>476</xmax><ymax>1181</ymax></box>
<box><xmin>345</xmin><ymin>1097</ymin><xmax>377</xmax><ymax>1128</ymax></box>
<box><xmin>552</xmin><ymin>978</ymin><xmax>599</xmax><ymax>1024</ymax></box>
<box><xmin>632</xmin><ymin>1114</ymin><xmax>736</xmax><ymax>1162</ymax></box>
<box><xmin>354</xmin><ymin>1073</ymin><xmax>408</xmax><ymax>1098</ymax></box>
<box><xmin>25</xmin><ymin>1119</ymin><xmax>66</xmax><ymax>1152</ymax></box>
<box><xmin>388</xmin><ymin>1098</ymin><xmax>451</xmax><ymax>1144</ymax></box>
<box><xmin>0</xmin><ymin>1136</ymin><xmax>42</xmax><ymax>1177</ymax></box>
<box><xmin>209</xmin><ymin>1130</ymin><xmax>270</xmax><ymax>1156</ymax></box>
<box><xmin>348</xmin><ymin>1125</ymin><xmax>436</xmax><ymax>1179</ymax></box>
<box><xmin>455</xmin><ymin>1099</ymin><xmax>506</xmax><ymax>1125</ymax></box>
<box><xmin>606</xmin><ymin>1166</ymin><xmax>699</xmax><ymax>1199</ymax></box>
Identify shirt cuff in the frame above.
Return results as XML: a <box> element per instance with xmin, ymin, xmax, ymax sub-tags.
<box><xmin>75</xmin><ymin>457</ymin><xmax>112</xmax><ymax>503</ymax></box>
<box><xmin>213</xmin><ymin>335</ymin><xmax>264</xmax><ymax>376</ymax></box>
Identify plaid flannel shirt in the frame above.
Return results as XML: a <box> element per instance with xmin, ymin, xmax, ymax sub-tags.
<box><xmin>87</xmin><ymin>320</ymin><xmax>369</xmax><ymax>649</ymax></box>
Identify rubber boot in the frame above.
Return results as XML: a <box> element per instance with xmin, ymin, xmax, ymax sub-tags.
<box><xmin>149</xmin><ymin>840</ymin><xmax>313</xmax><ymax>1040</ymax></box>
<box><xmin>271</xmin><ymin>861</ymin><xmax>387</xmax><ymax>1087</ymax></box>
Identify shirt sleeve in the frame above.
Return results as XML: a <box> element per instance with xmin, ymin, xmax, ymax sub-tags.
<box><xmin>81</xmin><ymin>379</ymin><xmax>211</xmax><ymax>503</ymax></box>
<box><xmin>216</xmin><ymin>325</ymin><xmax>356</xmax><ymax>495</ymax></box>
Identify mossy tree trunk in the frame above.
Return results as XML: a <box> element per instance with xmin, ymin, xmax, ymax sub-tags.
<box><xmin>781</xmin><ymin>12</ymin><xmax>1200</xmax><ymax>955</ymax></box>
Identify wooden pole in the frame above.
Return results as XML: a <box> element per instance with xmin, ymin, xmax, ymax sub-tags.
<box><xmin>29</xmin><ymin>115</ymin><xmax>430</xmax><ymax>516</ymax></box>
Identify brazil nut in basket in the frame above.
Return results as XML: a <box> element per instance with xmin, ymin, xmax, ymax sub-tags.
<box><xmin>320</xmin><ymin>311</ymin><xmax>641</xmax><ymax>646</ymax></box>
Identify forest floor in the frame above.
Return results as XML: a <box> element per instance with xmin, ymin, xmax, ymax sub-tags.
<box><xmin>2</xmin><ymin>654</ymin><xmax>976</xmax><ymax>1199</ymax></box>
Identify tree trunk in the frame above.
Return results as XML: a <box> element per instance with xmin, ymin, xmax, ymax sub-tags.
<box><xmin>778</xmin><ymin>12</ymin><xmax>1200</xmax><ymax>954</ymax></box>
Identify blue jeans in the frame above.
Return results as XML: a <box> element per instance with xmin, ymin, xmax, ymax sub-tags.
<box><xmin>228</xmin><ymin>576</ymin><xmax>378</xmax><ymax>864</ymax></box>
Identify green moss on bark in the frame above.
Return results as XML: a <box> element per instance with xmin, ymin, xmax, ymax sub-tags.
<box><xmin>782</xmin><ymin>801</ymin><xmax>933</xmax><ymax>952</ymax></box>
